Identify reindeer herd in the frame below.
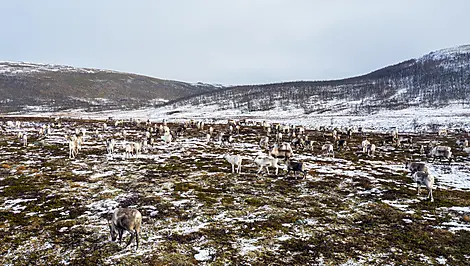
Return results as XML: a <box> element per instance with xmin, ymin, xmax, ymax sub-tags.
<box><xmin>1</xmin><ymin>116</ymin><xmax>469</xmax><ymax>251</ymax></box>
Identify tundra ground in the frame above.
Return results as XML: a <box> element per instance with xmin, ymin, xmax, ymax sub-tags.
<box><xmin>1</xmin><ymin>117</ymin><xmax>469</xmax><ymax>265</ymax></box>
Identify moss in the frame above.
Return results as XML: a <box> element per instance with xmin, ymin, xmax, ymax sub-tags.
<box><xmin>173</xmin><ymin>182</ymin><xmax>201</xmax><ymax>192</ymax></box>
<box><xmin>221</xmin><ymin>196</ymin><xmax>235</xmax><ymax>206</ymax></box>
<box><xmin>245</xmin><ymin>197</ymin><xmax>264</xmax><ymax>207</ymax></box>
<box><xmin>278</xmin><ymin>235</ymin><xmax>334</xmax><ymax>264</ymax></box>
<box><xmin>146</xmin><ymin>250</ymin><xmax>198</xmax><ymax>266</ymax></box>
<box><xmin>196</xmin><ymin>192</ymin><xmax>218</xmax><ymax>204</ymax></box>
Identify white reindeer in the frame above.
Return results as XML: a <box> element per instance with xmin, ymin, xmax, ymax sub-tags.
<box><xmin>463</xmin><ymin>147</ymin><xmax>470</xmax><ymax>157</ymax></box>
<box><xmin>428</xmin><ymin>146</ymin><xmax>452</xmax><ymax>163</ymax></box>
<box><xmin>133</xmin><ymin>142</ymin><xmax>142</xmax><ymax>156</ymax></box>
<box><xmin>223</xmin><ymin>154</ymin><xmax>243</xmax><ymax>174</ymax></box>
<box><xmin>161</xmin><ymin>133</ymin><xmax>172</xmax><ymax>145</ymax></box>
<box><xmin>361</xmin><ymin>139</ymin><xmax>370</xmax><ymax>153</ymax></box>
<box><xmin>412</xmin><ymin>171</ymin><xmax>435</xmax><ymax>202</ymax></box>
<box><xmin>163</xmin><ymin>126</ymin><xmax>170</xmax><ymax>135</ymax></box>
<box><xmin>322</xmin><ymin>144</ymin><xmax>334</xmax><ymax>158</ymax></box>
<box><xmin>106</xmin><ymin>139</ymin><xmax>116</xmax><ymax>155</ymax></box>
<box><xmin>254</xmin><ymin>155</ymin><xmax>279</xmax><ymax>175</ymax></box>
<box><xmin>391</xmin><ymin>128</ymin><xmax>398</xmax><ymax>139</ymax></box>
<box><xmin>367</xmin><ymin>144</ymin><xmax>376</xmax><ymax>157</ymax></box>
<box><xmin>438</xmin><ymin>128</ymin><xmax>447</xmax><ymax>136</ymax></box>
<box><xmin>22</xmin><ymin>133</ymin><xmax>28</xmax><ymax>147</ymax></box>
<box><xmin>68</xmin><ymin>135</ymin><xmax>81</xmax><ymax>159</ymax></box>
<box><xmin>125</xmin><ymin>143</ymin><xmax>135</xmax><ymax>158</ymax></box>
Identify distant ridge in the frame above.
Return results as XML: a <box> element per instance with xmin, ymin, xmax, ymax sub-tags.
<box><xmin>0</xmin><ymin>62</ymin><xmax>221</xmax><ymax>112</ymax></box>
<box><xmin>164</xmin><ymin>44</ymin><xmax>470</xmax><ymax>115</ymax></box>
<box><xmin>1</xmin><ymin>44</ymin><xmax>470</xmax><ymax>114</ymax></box>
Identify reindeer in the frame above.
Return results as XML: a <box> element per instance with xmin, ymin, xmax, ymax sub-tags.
<box><xmin>361</xmin><ymin>139</ymin><xmax>370</xmax><ymax>153</ymax></box>
<box><xmin>259</xmin><ymin>136</ymin><xmax>269</xmax><ymax>150</ymax></box>
<box><xmin>108</xmin><ymin>208</ymin><xmax>142</xmax><ymax>250</ymax></box>
<box><xmin>405</xmin><ymin>161</ymin><xmax>428</xmax><ymax>175</ymax></box>
<box><xmin>254</xmin><ymin>155</ymin><xmax>280</xmax><ymax>175</ymax></box>
<box><xmin>221</xmin><ymin>133</ymin><xmax>233</xmax><ymax>146</ymax></box>
<box><xmin>105</xmin><ymin>139</ymin><xmax>116</xmax><ymax>155</ymax></box>
<box><xmin>67</xmin><ymin>135</ymin><xmax>82</xmax><ymax>159</ymax></box>
<box><xmin>322</xmin><ymin>144</ymin><xmax>334</xmax><ymax>158</ymax></box>
<box><xmin>336</xmin><ymin>139</ymin><xmax>347</xmax><ymax>151</ymax></box>
<box><xmin>285</xmin><ymin>159</ymin><xmax>307</xmax><ymax>179</ymax></box>
<box><xmin>125</xmin><ymin>143</ymin><xmax>136</xmax><ymax>158</ymax></box>
<box><xmin>366</xmin><ymin>144</ymin><xmax>376</xmax><ymax>157</ymax></box>
<box><xmin>412</xmin><ymin>171</ymin><xmax>435</xmax><ymax>202</ymax></box>
<box><xmin>269</xmin><ymin>143</ymin><xmax>293</xmax><ymax>160</ymax></box>
<box><xmin>161</xmin><ymin>132</ymin><xmax>173</xmax><ymax>145</ymax></box>
<box><xmin>428</xmin><ymin>146</ymin><xmax>452</xmax><ymax>164</ymax></box>
<box><xmin>21</xmin><ymin>133</ymin><xmax>28</xmax><ymax>147</ymax></box>
<box><xmin>223</xmin><ymin>154</ymin><xmax>243</xmax><ymax>174</ymax></box>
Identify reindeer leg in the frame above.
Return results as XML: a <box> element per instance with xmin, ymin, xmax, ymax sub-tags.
<box><xmin>126</xmin><ymin>231</ymin><xmax>135</xmax><ymax>248</ymax></box>
<box><xmin>135</xmin><ymin>229</ymin><xmax>139</xmax><ymax>250</ymax></box>
<box><xmin>118</xmin><ymin>229</ymin><xmax>123</xmax><ymax>245</ymax></box>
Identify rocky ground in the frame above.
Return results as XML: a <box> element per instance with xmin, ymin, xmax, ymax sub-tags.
<box><xmin>0</xmin><ymin>117</ymin><xmax>469</xmax><ymax>265</ymax></box>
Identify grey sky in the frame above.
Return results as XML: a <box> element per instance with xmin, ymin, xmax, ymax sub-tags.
<box><xmin>2</xmin><ymin>0</ymin><xmax>470</xmax><ymax>85</ymax></box>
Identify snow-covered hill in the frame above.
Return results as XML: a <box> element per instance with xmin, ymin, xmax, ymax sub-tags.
<box><xmin>0</xmin><ymin>62</ymin><xmax>221</xmax><ymax>112</ymax></box>
<box><xmin>2</xmin><ymin>44</ymin><xmax>470</xmax><ymax>131</ymax></box>
<box><xmin>163</xmin><ymin>44</ymin><xmax>470</xmax><ymax>117</ymax></box>
<box><xmin>0</xmin><ymin>61</ymin><xmax>114</xmax><ymax>75</ymax></box>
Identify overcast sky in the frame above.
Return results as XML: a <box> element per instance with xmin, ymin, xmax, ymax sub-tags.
<box><xmin>1</xmin><ymin>0</ymin><xmax>470</xmax><ymax>85</ymax></box>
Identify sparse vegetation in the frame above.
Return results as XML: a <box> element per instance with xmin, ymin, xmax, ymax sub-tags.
<box><xmin>0</xmin><ymin>116</ymin><xmax>469</xmax><ymax>265</ymax></box>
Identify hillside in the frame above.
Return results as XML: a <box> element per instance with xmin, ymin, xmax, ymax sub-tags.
<box><xmin>2</xmin><ymin>44</ymin><xmax>470</xmax><ymax>116</ymax></box>
<box><xmin>0</xmin><ymin>62</ymin><xmax>220</xmax><ymax>112</ymax></box>
<box><xmin>165</xmin><ymin>44</ymin><xmax>470</xmax><ymax>115</ymax></box>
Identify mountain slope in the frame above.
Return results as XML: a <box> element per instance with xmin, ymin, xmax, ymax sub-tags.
<box><xmin>3</xmin><ymin>44</ymin><xmax>470</xmax><ymax>115</ymax></box>
<box><xmin>0</xmin><ymin>62</ymin><xmax>220</xmax><ymax>112</ymax></box>
<box><xmin>166</xmin><ymin>44</ymin><xmax>470</xmax><ymax>115</ymax></box>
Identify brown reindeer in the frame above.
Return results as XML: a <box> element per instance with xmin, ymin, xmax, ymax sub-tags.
<box><xmin>108</xmin><ymin>208</ymin><xmax>142</xmax><ymax>250</ymax></box>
